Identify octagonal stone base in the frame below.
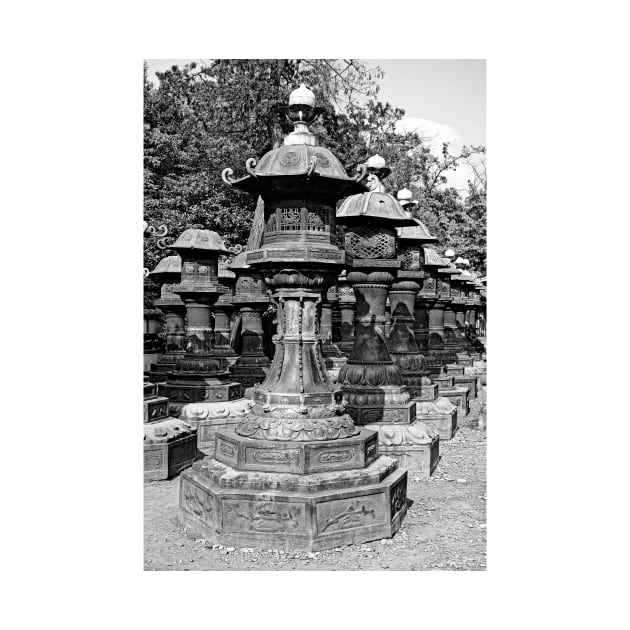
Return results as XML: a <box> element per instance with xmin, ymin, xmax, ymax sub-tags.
<box><xmin>434</xmin><ymin>374</ymin><xmax>455</xmax><ymax>389</ymax></box>
<box><xmin>160</xmin><ymin>379</ymin><xmax>242</xmax><ymax>407</ymax></box>
<box><xmin>438</xmin><ymin>387</ymin><xmax>470</xmax><ymax>417</ymax></box>
<box><xmin>144</xmin><ymin>434</ymin><xmax>198</xmax><ymax>481</ymax></box>
<box><xmin>179</xmin><ymin>457</ymin><xmax>407</xmax><ymax>551</ymax></box>
<box><xmin>454</xmin><ymin>375</ymin><xmax>478</xmax><ymax>398</ymax></box>
<box><xmin>143</xmin><ymin>395</ymin><xmax>169</xmax><ymax>423</ymax></box>
<box><xmin>214</xmin><ymin>427</ymin><xmax>379</xmax><ymax>474</ymax></box>
<box><xmin>379</xmin><ymin>435</ymin><xmax>439</xmax><ymax>478</ymax></box>
<box><xmin>408</xmin><ymin>383</ymin><xmax>439</xmax><ymax>402</ymax></box>
<box><xmin>456</xmin><ymin>353</ymin><xmax>474</xmax><ymax>366</ymax></box>
<box><xmin>177</xmin><ymin>399</ymin><xmax>256</xmax><ymax>453</ymax></box>
<box><xmin>445</xmin><ymin>364</ymin><xmax>465</xmax><ymax>376</ymax></box>
<box><xmin>345</xmin><ymin>401</ymin><xmax>416</xmax><ymax>426</ymax></box>
<box><xmin>415</xmin><ymin>409</ymin><xmax>458</xmax><ymax>440</ymax></box>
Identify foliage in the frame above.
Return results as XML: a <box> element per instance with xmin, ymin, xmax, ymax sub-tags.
<box><xmin>143</xmin><ymin>59</ymin><xmax>486</xmax><ymax>278</ymax></box>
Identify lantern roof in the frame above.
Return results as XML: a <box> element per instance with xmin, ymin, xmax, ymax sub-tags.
<box><xmin>169</xmin><ymin>228</ymin><xmax>230</xmax><ymax>254</ymax></box>
<box><xmin>228</xmin><ymin>251</ymin><xmax>250</xmax><ymax>270</ymax></box>
<box><xmin>422</xmin><ymin>247</ymin><xmax>446</xmax><ymax>267</ymax></box>
<box><xmin>222</xmin><ymin>85</ymin><xmax>368</xmax><ymax>198</ymax></box>
<box><xmin>337</xmin><ymin>161</ymin><xmax>416</xmax><ymax>227</ymax></box>
<box><xmin>396</xmin><ymin>218</ymin><xmax>439</xmax><ymax>243</ymax></box>
<box><xmin>149</xmin><ymin>254</ymin><xmax>181</xmax><ymax>276</ymax></box>
<box><xmin>218</xmin><ymin>260</ymin><xmax>236</xmax><ymax>280</ymax></box>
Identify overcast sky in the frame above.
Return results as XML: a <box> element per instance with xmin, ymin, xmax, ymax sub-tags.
<box><xmin>145</xmin><ymin>59</ymin><xmax>486</xmax><ymax>193</ymax></box>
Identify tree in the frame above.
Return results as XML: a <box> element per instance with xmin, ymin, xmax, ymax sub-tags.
<box><xmin>143</xmin><ymin>59</ymin><xmax>384</xmax><ymax>273</ymax></box>
<box><xmin>143</xmin><ymin>59</ymin><xmax>487</xmax><ymax>277</ymax></box>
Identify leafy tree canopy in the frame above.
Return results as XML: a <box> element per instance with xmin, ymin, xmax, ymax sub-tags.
<box><xmin>143</xmin><ymin>59</ymin><xmax>486</xmax><ymax>280</ymax></box>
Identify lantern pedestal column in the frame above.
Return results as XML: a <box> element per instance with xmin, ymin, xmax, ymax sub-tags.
<box><xmin>162</xmin><ymin>298</ymin><xmax>242</xmax><ymax>417</ymax></box>
<box><xmin>337</xmin><ymin>263</ymin><xmax>438</xmax><ymax>476</ymax></box>
<box><xmin>337</xmin><ymin>278</ymin><xmax>356</xmax><ymax>355</ymax></box>
<box><xmin>230</xmin><ymin>306</ymin><xmax>271</xmax><ymax>395</ymax></box>
<box><xmin>321</xmin><ymin>288</ymin><xmax>347</xmax><ymax>380</ymax></box>
<box><xmin>144</xmin><ymin>380</ymin><xmax>197</xmax><ymax>481</ymax></box>
<box><xmin>388</xmin><ymin>274</ymin><xmax>458</xmax><ymax>441</ymax></box>
<box><xmin>180</xmin><ymin>267</ymin><xmax>408</xmax><ymax>550</ymax></box>
<box><xmin>158</xmin><ymin>230</ymin><xmax>243</xmax><ymax>418</ymax></box>
<box><xmin>180</xmin><ymin>86</ymin><xmax>409</xmax><ymax>550</ymax></box>
<box><xmin>148</xmin><ymin>297</ymin><xmax>186</xmax><ymax>383</ymax></box>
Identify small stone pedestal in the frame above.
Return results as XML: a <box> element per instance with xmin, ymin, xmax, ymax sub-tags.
<box><xmin>336</xmin><ymin>165</ymin><xmax>438</xmax><ymax>475</ymax></box>
<box><xmin>337</xmin><ymin>273</ymin><xmax>356</xmax><ymax>355</ymax></box>
<box><xmin>179</xmin><ymin>398</ymin><xmax>256</xmax><ymax>454</ymax></box>
<box><xmin>147</xmin><ymin>255</ymin><xmax>186</xmax><ymax>383</ymax></box>
<box><xmin>321</xmin><ymin>285</ymin><xmax>347</xmax><ymax>380</ymax></box>
<box><xmin>229</xmin><ymin>251</ymin><xmax>271</xmax><ymax>394</ymax></box>
<box><xmin>159</xmin><ymin>229</ymin><xmax>242</xmax><ymax>416</ymax></box>
<box><xmin>144</xmin><ymin>380</ymin><xmax>197</xmax><ymax>481</ymax></box>
<box><xmin>434</xmin><ymin>375</ymin><xmax>470</xmax><ymax>417</ymax></box>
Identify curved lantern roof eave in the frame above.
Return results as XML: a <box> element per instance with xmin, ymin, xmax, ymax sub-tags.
<box><xmin>336</xmin><ymin>191</ymin><xmax>417</xmax><ymax>227</ymax></box>
<box><xmin>169</xmin><ymin>228</ymin><xmax>231</xmax><ymax>255</ymax></box>
<box><xmin>396</xmin><ymin>218</ymin><xmax>439</xmax><ymax>243</ymax></box>
<box><xmin>422</xmin><ymin>247</ymin><xmax>447</xmax><ymax>267</ymax></box>
<box><xmin>227</xmin><ymin>250</ymin><xmax>250</xmax><ymax>271</ymax></box>
<box><xmin>223</xmin><ymin>145</ymin><xmax>369</xmax><ymax>198</ymax></box>
<box><xmin>149</xmin><ymin>254</ymin><xmax>182</xmax><ymax>276</ymax></box>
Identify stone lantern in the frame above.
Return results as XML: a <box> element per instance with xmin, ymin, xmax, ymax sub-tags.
<box><xmin>228</xmin><ymin>250</ymin><xmax>271</xmax><ymax>394</ymax></box>
<box><xmin>143</xmin><ymin>226</ymin><xmax>196</xmax><ymax>480</ymax></box>
<box><xmin>320</xmin><ymin>283</ymin><xmax>347</xmax><ymax>380</ymax></box>
<box><xmin>413</xmin><ymin>248</ymin><xmax>469</xmax><ymax>418</ymax></box>
<box><xmin>147</xmin><ymin>255</ymin><xmax>186</xmax><ymax>383</ymax></box>
<box><xmin>179</xmin><ymin>86</ymin><xmax>408</xmax><ymax>550</ymax></box>
<box><xmin>159</xmin><ymin>228</ymin><xmax>242</xmax><ymax>417</ymax></box>
<box><xmin>336</xmin><ymin>270</ymin><xmax>356</xmax><ymax>354</ymax></box>
<box><xmin>387</xmin><ymin>216</ymin><xmax>458</xmax><ymax>441</ymax></box>
<box><xmin>336</xmin><ymin>157</ymin><xmax>439</xmax><ymax>475</ymax></box>
<box><xmin>211</xmin><ymin>259</ymin><xmax>238</xmax><ymax>364</ymax></box>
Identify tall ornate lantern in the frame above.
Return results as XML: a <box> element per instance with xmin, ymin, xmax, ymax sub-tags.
<box><xmin>336</xmin><ymin>157</ymin><xmax>439</xmax><ymax>475</ymax></box>
<box><xmin>160</xmin><ymin>229</ymin><xmax>242</xmax><ymax>417</ymax></box>
<box><xmin>228</xmin><ymin>250</ymin><xmax>271</xmax><ymax>394</ymax></box>
<box><xmin>147</xmin><ymin>255</ymin><xmax>186</xmax><ymax>382</ymax></box>
<box><xmin>178</xmin><ymin>86</ymin><xmax>408</xmax><ymax>550</ymax></box>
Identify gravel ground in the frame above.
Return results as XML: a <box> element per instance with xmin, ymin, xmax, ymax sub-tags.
<box><xmin>144</xmin><ymin>386</ymin><xmax>486</xmax><ymax>571</ymax></box>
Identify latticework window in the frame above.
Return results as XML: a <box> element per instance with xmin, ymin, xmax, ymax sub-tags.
<box><xmin>399</xmin><ymin>247</ymin><xmax>422</xmax><ymax>270</ymax></box>
<box><xmin>307</xmin><ymin>207</ymin><xmax>329</xmax><ymax>232</ymax></box>
<box><xmin>279</xmin><ymin>208</ymin><xmax>302</xmax><ymax>231</ymax></box>
<box><xmin>344</xmin><ymin>226</ymin><xmax>396</xmax><ymax>259</ymax></box>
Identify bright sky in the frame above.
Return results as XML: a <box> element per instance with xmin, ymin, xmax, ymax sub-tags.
<box><xmin>145</xmin><ymin>59</ymin><xmax>486</xmax><ymax>193</ymax></box>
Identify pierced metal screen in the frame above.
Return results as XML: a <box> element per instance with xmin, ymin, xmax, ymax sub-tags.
<box><xmin>399</xmin><ymin>246</ymin><xmax>423</xmax><ymax>270</ymax></box>
<box><xmin>280</xmin><ymin>208</ymin><xmax>302</xmax><ymax>231</ymax></box>
<box><xmin>344</xmin><ymin>226</ymin><xmax>396</xmax><ymax>259</ymax></box>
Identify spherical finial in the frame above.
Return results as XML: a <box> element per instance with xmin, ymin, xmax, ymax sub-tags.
<box><xmin>445</xmin><ymin>248</ymin><xmax>456</xmax><ymax>258</ymax></box>
<box><xmin>365</xmin><ymin>154</ymin><xmax>387</xmax><ymax>170</ymax></box>
<box><xmin>397</xmin><ymin>188</ymin><xmax>413</xmax><ymax>202</ymax></box>
<box><xmin>289</xmin><ymin>83</ymin><xmax>316</xmax><ymax>108</ymax></box>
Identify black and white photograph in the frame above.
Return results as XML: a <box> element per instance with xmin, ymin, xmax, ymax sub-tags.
<box><xmin>143</xmin><ymin>59</ymin><xmax>487</xmax><ymax>570</ymax></box>
<box><xmin>5</xmin><ymin>3</ymin><xmax>627</xmax><ymax>626</ymax></box>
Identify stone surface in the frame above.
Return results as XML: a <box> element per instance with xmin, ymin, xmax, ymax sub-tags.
<box><xmin>214</xmin><ymin>426</ymin><xmax>379</xmax><ymax>474</ymax></box>
<box><xmin>179</xmin><ymin>458</ymin><xmax>407</xmax><ymax>551</ymax></box>
<box><xmin>379</xmin><ymin>436</ymin><xmax>439</xmax><ymax>478</ymax></box>
<box><xmin>454</xmin><ymin>374</ymin><xmax>478</xmax><ymax>399</ymax></box>
<box><xmin>144</xmin><ymin>419</ymin><xmax>198</xmax><ymax>481</ymax></box>
<box><xmin>438</xmin><ymin>386</ymin><xmax>470</xmax><ymax>417</ymax></box>
<box><xmin>179</xmin><ymin>398</ymin><xmax>256</xmax><ymax>453</ymax></box>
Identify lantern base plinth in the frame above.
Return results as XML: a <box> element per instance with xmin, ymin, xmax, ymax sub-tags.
<box><xmin>178</xmin><ymin>456</ymin><xmax>407</xmax><ymax>552</ymax></box>
<box><xmin>177</xmin><ymin>399</ymin><xmax>256</xmax><ymax>453</ymax></box>
<box><xmin>436</xmin><ymin>386</ymin><xmax>470</xmax><ymax>417</ymax></box>
<box><xmin>379</xmin><ymin>437</ymin><xmax>439</xmax><ymax>478</ymax></box>
<box><xmin>144</xmin><ymin>419</ymin><xmax>198</xmax><ymax>481</ymax></box>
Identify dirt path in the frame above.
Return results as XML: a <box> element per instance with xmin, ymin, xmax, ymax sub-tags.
<box><xmin>144</xmin><ymin>387</ymin><xmax>486</xmax><ymax>571</ymax></box>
